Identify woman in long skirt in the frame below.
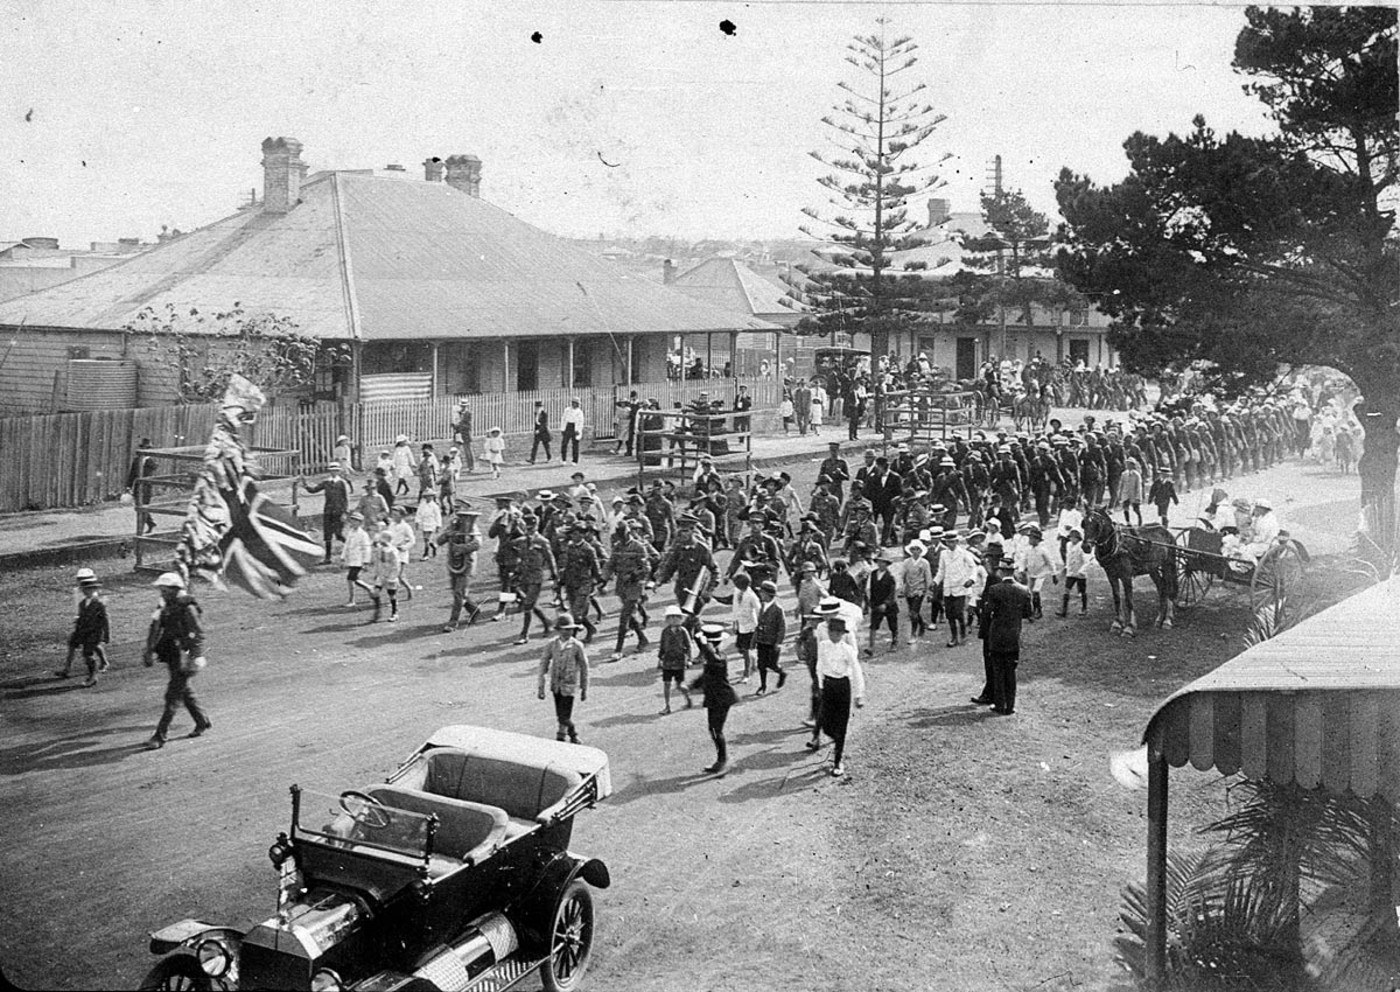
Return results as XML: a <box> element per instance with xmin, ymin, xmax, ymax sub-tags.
<box><xmin>805</xmin><ymin>614</ymin><xmax>866</xmax><ymax>777</ymax></box>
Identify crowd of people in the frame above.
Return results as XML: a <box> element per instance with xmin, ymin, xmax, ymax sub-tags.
<box><xmin>86</xmin><ymin>362</ymin><xmax>1340</xmax><ymax>770</ymax></box>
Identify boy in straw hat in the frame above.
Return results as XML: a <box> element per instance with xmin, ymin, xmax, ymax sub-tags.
<box><xmin>804</xmin><ymin>610</ymin><xmax>866</xmax><ymax>777</ymax></box>
<box><xmin>689</xmin><ymin>623</ymin><xmax>738</xmax><ymax>775</ymax></box>
<box><xmin>56</xmin><ymin>568</ymin><xmax>110</xmax><ymax>686</ymax></box>
<box><xmin>536</xmin><ymin>614</ymin><xmax>590</xmax><ymax>744</ymax></box>
<box><xmin>656</xmin><ymin>605</ymin><xmax>694</xmax><ymax>714</ymax></box>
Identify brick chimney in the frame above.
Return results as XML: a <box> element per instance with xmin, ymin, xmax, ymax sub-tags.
<box><xmin>663</xmin><ymin>259</ymin><xmax>676</xmax><ymax>284</ymax></box>
<box><xmin>444</xmin><ymin>154</ymin><xmax>482</xmax><ymax>197</ymax></box>
<box><xmin>261</xmin><ymin>137</ymin><xmax>307</xmax><ymax>214</ymax></box>
<box><xmin>423</xmin><ymin>157</ymin><xmax>444</xmax><ymax>182</ymax></box>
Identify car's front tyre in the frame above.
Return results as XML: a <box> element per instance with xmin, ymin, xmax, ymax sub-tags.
<box><xmin>539</xmin><ymin>879</ymin><xmax>594</xmax><ymax>992</ymax></box>
<box><xmin>138</xmin><ymin>955</ymin><xmax>213</xmax><ymax>991</ymax></box>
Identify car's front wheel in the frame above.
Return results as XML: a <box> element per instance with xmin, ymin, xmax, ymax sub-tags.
<box><xmin>137</xmin><ymin>955</ymin><xmax>213</xmax><ymax>991</ymax></box>
<box><xmin>539</xmin><ymin>878</ymin><xmax>594</xmax><ymax>992</ymax></box>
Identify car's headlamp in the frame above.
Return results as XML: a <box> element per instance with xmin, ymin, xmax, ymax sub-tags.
<box><xmin>311</xmin><ymin>968</ymin><xmax>344</xmax><ymax>992</ymax></box>
<box><xmin>195</xmin><ymin>937</ymin><xmax>232</xmax><ymax>978</ymax></box>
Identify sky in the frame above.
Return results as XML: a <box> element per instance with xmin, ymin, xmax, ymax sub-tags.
<box><xmin>2</xmin><ymin>0</ymin><xmax>1277</xmax><ymax>247</ymax></box>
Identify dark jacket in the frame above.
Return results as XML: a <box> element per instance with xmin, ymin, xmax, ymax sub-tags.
<box><xmin>146</xmin><ymin>595</ymin><xmax>204</xmax><ymax>662</ymax></box>
<box><xmin>755</xmin><ymin>600</ymin><xmax>786</xmax><ymax>646</ymax></box>
<box><xmin>73</xmin><ymin>596</ymin><xmax>110</xmax><ymax>644</ymax></box>
<box><xmin>689</xmin><ymin>641</ymin><xmax>738</xmax><ymax>708</ymax></box>
<box><xmin>981</xmin><ymin>579</ymin><xmax>1032</xmax><ymax>654</ymax></box>
<box><xmin>303</xmin><ymin>476</ymin><xmax>352</xmax><ymax>514</ymax></box>
<box><xmin>868</xmin><ymin>569</ymin><xmax>898</xmax><ymax>612</ymax></box>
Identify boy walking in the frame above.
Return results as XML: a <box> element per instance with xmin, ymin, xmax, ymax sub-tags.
<box><xmin>1056</xmin><ymin>528</ymin><xmax>1090</xmax><ymax>616</ymax></box>
<box><xmin>754</xmin><ymin>580</ymin><xmax>788</xmax><ymax>695</ymax></box>
<box><xmin>657</xmin><ymin>605</ymin><xmax>694</xmax><ymax>714</ymax></box>
<box><xmin>537</xmin><ymin>614</ymin><xmax>590</xmax><ymax>743</ymax></box>
<box><xmin>55</xmin><ymin>568</ymin><xmax>110</xmax><ymax>687</ymax></box>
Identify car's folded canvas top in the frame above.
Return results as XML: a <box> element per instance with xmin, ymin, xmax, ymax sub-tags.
<box><xmin>420</xmin><ymin>726</ymin><xmax>612</xmax><ymax>799</ymax></box>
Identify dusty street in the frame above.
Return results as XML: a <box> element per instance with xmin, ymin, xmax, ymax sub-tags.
<box><xmin>0</xmin><ymin>450</ymin><xmax>1362</xmax><ymax>991</ymax></box>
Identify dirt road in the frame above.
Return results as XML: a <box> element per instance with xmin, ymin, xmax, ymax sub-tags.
<box><xmin>0</xmin><ymin>451</ymin><xmax>1362</xmax><ymax>991</ymax></box>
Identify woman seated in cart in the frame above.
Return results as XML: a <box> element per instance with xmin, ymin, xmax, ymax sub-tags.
<box><xmin>1220</xmin><ymin>497</ymin><xmax>1281</xmax><ymax>562</ymax></box>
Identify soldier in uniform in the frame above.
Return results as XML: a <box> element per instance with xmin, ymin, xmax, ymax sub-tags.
<box><xmin>809</xmin><ymin>479</ymin><xmax>842</xmax><ymax>541</ymax></box>
<box><xmin>818</xmin><ymin>441</ymin><xmax>851</xmax><ymax>503</ymax></box>
<box><xmin>1028</xmin><ymin>442</ymin><xmax>1064</xmax><ymax>528</ymax></box>
<box><xmin>609</xmin><ymin>519</ymin><xmax>659</xmax><ymax>661</ymax></box>
<box><xmin>656</xmin><ymin>519</ymin><xmax>717</xmax><ymax>622</ymax></box>
<box><xmin>488</xmin><ymin>494</ymin><xmax>524</xmax><ymax>619</ymax></box>
<box><xmin>728</xmin><ymin>516</ymin><xmax>785</xmax><ymax>586</ymax></box>
<box><xmin>931</xmin><ymin>456</ymin><xmax>969</xmax><ymax>530</ymax></box>
<box><xmin>438</xmin><ymin>509</ymin><xmax>483</xmax><ymax>632</ymax></box>
<box><xmin>142</xmin><ymin>572</ymin><xmax>211</xmax><ymax>750</ymax></box>
<box><xmin>511</xmin><ymin>516</ymin><xmax>559</xmax><ymax>645</ymax></box>
<box><xmin>558</xmin><ymin>524</ymin><xmax>604</xmax><ymax>644</ymax></box>
<box><xmin>645</xmin><ymin>484</ymin><xmax>676</xmax><ymax>550</ymax></box>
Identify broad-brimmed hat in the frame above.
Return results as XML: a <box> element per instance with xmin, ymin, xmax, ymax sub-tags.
<box><xmin>800</xmin><ymin>561</ymin><xmax>817</xmax><ymax>573</ymax></box>
<box><xmin>759</xmin><ymin>580</ymin><xmax>778</xmax><ymax>594</ymax></box>
<box><xmin>700</xmin><ymin>622</ymin><xmax>726</xmax><ymax>642</ymax></box>
<box><xmin>1232</xmin><ymin>497</ymin><xmax>1252</xmax><ymax>510</ymax></box>
<box><xmin>152</xmin><ymin>571</ymin><xmax>186</xmax><ymax>590</ymax></box>
<box><xmin>348</xmin><ymin>511</ymin><xmax>365</xmax><ymax>521</ymax></box>
<box><xmin>1253</xmin><ymin>497</ymin><xmax>1273</xmax><ymax>511</ymax></box>
<box><xmin>664</xmin><ymin>605</ymin><xmax>685</xmax><ymax>618</ymax></box>
<box><xmin>905</xmin><ymin>540</ymin><xmax>926</xmax><ymax>554</ymax></box>
<box><xmin>553</xmin><ymin>614</ymin><xmax>581</xmax><ymax>631</ymax></box>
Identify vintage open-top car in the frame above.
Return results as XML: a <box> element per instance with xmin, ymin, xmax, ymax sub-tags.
<box><xmin>138</xmin><ymin>726</ymin><xmax>612</xmax><ymax>991</ymax></box>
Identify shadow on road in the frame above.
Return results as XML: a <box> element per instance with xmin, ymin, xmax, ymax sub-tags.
<box><xmin>608</xmin><ymin>770</ymin><xmax>710</xmax><ymax>806</ymax></box>
<box><xmin>3</xmin><ymin>675</ymin><xmax>94</xmax><ymax>700</ymax></box>
<box><xmin>905</xmin><ymin>704</ymin><xmax>990</xmax><ymax>729</ymax></box>
<box><xmin>0</xmin><ymin>724</ymin><xmax>153</xmax><ymax>776</ymax></box>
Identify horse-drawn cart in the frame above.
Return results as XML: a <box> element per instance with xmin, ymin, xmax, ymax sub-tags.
<box><xmin>1081</xmin><ymin>508</ymin><xmax>1308</xmax><ymax>636</ymax></box>
<box><xmin>1171</xmin><ymin>524</ymin><xmax>1308</xmax><ymax>617</ymax></box>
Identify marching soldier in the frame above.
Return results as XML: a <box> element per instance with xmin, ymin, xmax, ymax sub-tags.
<box><xmin>609</xmin><ymin>519</ymin><xmax>659</xmax><ymax>661</ymax></box>
<box><xmin>438</xmin><ymin>509</ymin><xmax>483</xmax><ymax>632</ymax></box>
<box><xmin>511</xmin><ymin>516</ymin><xmax>559</xmax><ymax>645</ymax></box>
<box><xmin>656</xmin><ymin>519</ymin><xmax>717</xmax><ymax>622</ymax></box>
<box><xmin>558</xmin><ymin>524</ymin><xmax>604</xmax><ymax>644</ymax></box>
<box><xmin>728</xmin><ymin>516</ymin><xmax>784</xmax><ymax>585</ymax></box>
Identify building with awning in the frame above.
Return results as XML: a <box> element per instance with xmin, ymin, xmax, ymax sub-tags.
<box><xmin>1136</xmin><ymin>576</ymin><xmax>1400</xmax><ymax>982</ymax></box>
<box><xmin>0</xmin><ymin>138</ymin><xmax>776</xmax><ymax>413</ymax></box>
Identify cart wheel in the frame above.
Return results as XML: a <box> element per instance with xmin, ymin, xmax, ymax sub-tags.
<box><xmin>138</xmin><ymin>955</ymin><xmax>212</xmax><ymax>991</ymax></box>
<box><xmin>1251</xmin><ymin>542</ymin><xmax>1306</xmax><ymax>619</ymax></box>
<box><xmin>1174</xmin><ymin>562</ymin><xmax>1213</xmax><ymax>608</ymax></box>
<box><xmin>539</xmin><ymin>879</ymin><xmax>594</xmax><ymax>992</ymax></box>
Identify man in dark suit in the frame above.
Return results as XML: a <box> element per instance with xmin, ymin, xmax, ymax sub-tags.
<box><xmin>866</xmin><ymin>456</ymin><xmax>903</xmax><ymax>545</ymax></box>
<box><xmin>794</xmin><ymin>381</ymin><xmax>813</xmax><ymax>435</ymax></box>
<box><xmin>980</xmin><ymin>556</ymin><xmax>1033</xmax><ymax>715</ymax></box>
<box><xmin>529</xmin><ymin>401</ymin><xmax>552</xmax><ymax>464</ymax></box>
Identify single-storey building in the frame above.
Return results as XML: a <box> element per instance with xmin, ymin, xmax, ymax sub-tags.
<box><xmin>0</xmin><ymin>137</ymin><xmax>775</xmax><ymax>413</ymax></box>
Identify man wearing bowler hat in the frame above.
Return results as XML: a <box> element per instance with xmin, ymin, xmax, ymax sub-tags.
<box><xmin>979</xmin><ymin>555</ymin><xmax>1032</xmax><ymax>715</ymax></box>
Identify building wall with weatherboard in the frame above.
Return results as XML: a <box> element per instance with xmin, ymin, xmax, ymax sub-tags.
<box><xmin>0</xmin><ymin>325</ymin><xmax>189</xmax><ymax>413</ymax></box>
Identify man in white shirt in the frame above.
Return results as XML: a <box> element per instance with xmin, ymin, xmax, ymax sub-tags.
<box><xmin>933</xmin><ymin>534</ymin><xmax>980</xmax><ymax>646</ymax></box>
<box><xmin>730</xmin><ymin>572</ymin><xmax>761</xmax><ymax>684</ymax></box>
<box><xmin>561</xmin><ymin>399</ymin><xmax>586</xmax><ymax>465</ymax></box>
<box><xmin>1019</xmin><ymin>524</ymin><xmax>1060</xmax><ymax>619</ymax></box>
<box><xmin>1056</xmin><ymin>499</ymin><xmax>1084</xmax><ymax>562</ymax></box>
<box><xmin>805</xmin><ymin>612</ymin><xmax>866</xmax><ymax>778</ymax></box>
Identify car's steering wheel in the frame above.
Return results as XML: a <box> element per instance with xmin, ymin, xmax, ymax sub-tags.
<box><xmin>338</xmin><ymin>790</ymin><xmax>391</xmax><ymax>829</ymax></box>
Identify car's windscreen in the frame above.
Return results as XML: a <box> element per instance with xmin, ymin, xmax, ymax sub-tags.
<box><xmin>297</xmin><ymin>789</ymin><xmax>434</xmax><ymax>861</ymax></box>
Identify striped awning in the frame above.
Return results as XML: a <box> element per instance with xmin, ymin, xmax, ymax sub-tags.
<box><xmin>1143</xmin><ymin>576</ymin><xmax>1400</xmax><ymax>801</ymax></box>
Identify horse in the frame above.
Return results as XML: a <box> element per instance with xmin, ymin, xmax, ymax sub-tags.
<box><xmin>1080</xmin><ymin>507</ymin><xmax>1179</xmax><ymax>637</ymax></box>
<box><xmin>1014</xmin><ymin>384</ymin><xmax>1052</xmax><ymax>432</ymax></box>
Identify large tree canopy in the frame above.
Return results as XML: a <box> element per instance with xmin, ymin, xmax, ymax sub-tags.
<box><xmin>1054</xmin><ymin>5</ymin><xmax>1398</xmax><ymax>505</ymax></box>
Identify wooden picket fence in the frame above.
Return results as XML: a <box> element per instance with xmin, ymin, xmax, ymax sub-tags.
<box><xmin>0</xmin><ymin>376</ymin><xmax>785</xmax><ymax>512</ymax></box>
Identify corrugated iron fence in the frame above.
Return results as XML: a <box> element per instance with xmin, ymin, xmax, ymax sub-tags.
<box><xmin>0</xmin><ymin>377</ymin><xmax>783</xmax><ymax>511</ymax></box>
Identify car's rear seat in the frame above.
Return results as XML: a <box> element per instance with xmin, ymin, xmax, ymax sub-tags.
<box><xmin>395</xmin><ymin>747</ymin><xmax>584</xmax><ymax>841</ymax></box>
<box><xmin>364</xmin><ymin>784</ymin><xmax>509</xmax><ymax>874</ymax></box>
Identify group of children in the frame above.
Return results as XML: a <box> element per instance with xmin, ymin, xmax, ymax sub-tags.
<box><xmin>339</xmin><ymin>506</ymin><xmax>426</xmax><ymax>623</ymax></box>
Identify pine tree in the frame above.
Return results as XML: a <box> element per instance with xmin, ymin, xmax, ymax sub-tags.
<box><xmin>798</xmin><ymin>18</ymin><xmax>950</xmax><ymax>360</ymax></box>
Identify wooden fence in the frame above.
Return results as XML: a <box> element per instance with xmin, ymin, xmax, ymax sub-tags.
<box><xmin>0</xmin><ymin>377</ymin><xmax>786</xmax><ymax>511</ymax></box>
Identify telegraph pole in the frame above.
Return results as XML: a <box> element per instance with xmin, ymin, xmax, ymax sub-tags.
<box><xmin>988</xmin><ymin>155</ymin><xmax>1008</xmax><ymax>362</ymax></box>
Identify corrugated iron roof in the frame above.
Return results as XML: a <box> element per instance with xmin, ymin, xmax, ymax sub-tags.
<box><xmin>670</xmin><ymin>257</ymin><xmax>803</xmax><ymax>318</ymax></box>
<box><xmin>1144</xmin><ymin>577</ymin><xmax>1400</xmax><ymax>799</ymax></box>
<box><xmin>0</xmin><ymin>173</ymin><xmax>777</xmax><ymax>340</ymax></box>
